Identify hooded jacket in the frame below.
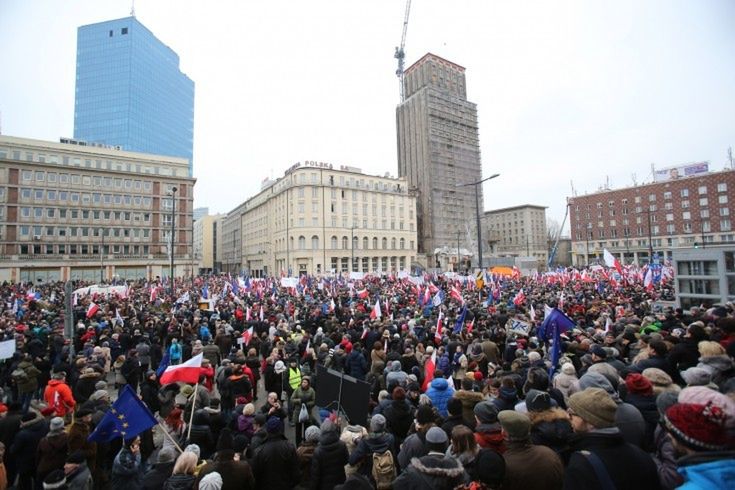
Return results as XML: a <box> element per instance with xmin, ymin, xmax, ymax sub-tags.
<box><xmin>312</xmin><ymin>429</ymin><xmax>349</xmax><ymax>490</ymax></box>
<box><xmin>393</xmin><ymin>453</ymin><xmax>465</xmax><ymax>490</ymax></box>
<box><xmin>529</xmin><ymin>408</ymin><xmax>573</xmax><ymax>459</ymax></box>
<box><xmin>36</xmin><ymin>430</ymin><xmax>70</xmax><ymax>478</ymax></box>
<box><xmin>454</xmin><ymin>390</ymin><xmax>484</xmax><ymax>428</ymax></box>
<box><xmin>9</xmin><ymin>411</ymin><xmax>48</xmax><ymax>474</ymax></box>
<box><xmin>252</xmin><ymin>432</ymin><xmax>300</xmax><ymax>490</ymax></box>
<box><xmin>350</xmin><ymin>431</ymin><xmax>395</xmax><ymax>476</ymax></box>
<box><xmin>675</xmin><ymin>451</ymin><xmax>735</xmax><ymax>490</ymax></box>
<box><xmin>383</xmin><ymin>399</ymin><xmax>415</xmax><ymax>443</ymax></box>
<box><xmin>503</xmin><ymin>439</ymin><xmax>564</xmax><ymax>490</ymax></box>
<box><xmin>426</xmin><ymin>377</ymin><xmax>454</xmax><ymax>417</ymax></box>
<box><xmin>111</xmin><ymin>446</ymin><xmax>143</xmax><ymax>490</ymax></box>
<box><xmin>385</xmin><ymin>361</ymin><xmax>409</xmax><ymax>389</ymax></box>
<box><xmin>44</xmin><ymin>378</ymin><xmax>76</xmax><ymax>416</ymax></box>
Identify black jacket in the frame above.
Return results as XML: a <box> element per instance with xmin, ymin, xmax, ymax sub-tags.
<box><xmin>563</xmin><ymin>429</ymin><xmax>660</xmax><ymax>490</ymax></box>
<box><xmin>9</xmin><ymin>412</ymin><xmax>49</xmax><ymax>474</ymax></box>
<box><xmin>187</xmin><ymin>411</ymin><xmax>215</xmax><ymax>460</ymax></box>
<box><xmin>383</xmin><ymin>400</ymin><xmax>414</xmax><ymax>444</ymax></box>
<box><xmin>252</xmin><ymin>433</ymin><xmax>300</xmax><ymax>490</ymax></box>
<box><xmin>162</xmin><ymin>473</ymin><xmax>196</xmax><ymax>490</ymax></box>
<box><xmin>143</xmin><ymin>462</ymin><xmax>176</xmax><ymax>490</ymax></box>
<box><xmin>140</xmin><ymin>380</ymin><xmax>161</xmax><ymax>414</ymax></box>
<box><xmin>311</xmin><ymin>430</ymin><xmax>348</xmax><ymax>490</ymax></box>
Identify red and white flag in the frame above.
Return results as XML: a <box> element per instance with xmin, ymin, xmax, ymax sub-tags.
<box><xmin>246</xmin><ymin>307</ymin><xmax>252</xmax><ymax>321</ymax></box>
<box><xmin>434</xmin><ymin>309</ymin><xmax>444</xmax><ymax>344</ymax></box>
<box><xmin>329</xmin><ymin>298</ymin><xmax>336</xmax><ymax>312</ymax></box>
<box><xmin>603</xmin><ymin>248</ymin><xmax>624</xmax><ymax>275</ymax></box>
<box><xmin>644</xmin><ymin>268</ymin><xmax>653</xmax><ymax>291</ymax></box>
<box><xmin>86</xmin><ymin>302</ymin><xmax>99</xmax><ymax>319</ymax></box>
<box><xmin>242</xmin><ymin>326</ymin><xmax>254</xmax><ymax>346</ymax></box>
<box><xmin>160</xmin><ymin>353</ymin><xmax>203</xmax><ymax>385</ymax></box>
<box><xmin>370</xmin><ymin>298</ymin><xmax>382</xmax><ymax>320</ymax></box>
<box><xmin>513</xmin><ymin>289</ymin><xmax>526</xmax><ymax>307</ymax></box>
<box><xmin>422</xmin><ymin>349</ymin><xmax>437</xmax><ymax>392</ymax></box>
<box><xmin>466</xmin><ymin>318</ymin><xmax>475</xmax><ymax>334</ymax></box>
<box><xmin>357</xmin><ymin>288</ymin><xmax>369</xmax><ymax>300</ymax></box>
<box><xmin>259</xmin><ymin>305</ymin><xmax>264</xmax><ymax>322</ymax></box>
<box><xmin>450</xmin><ymin>286</ymin><xmax>465</xmax><ymax>305</ymax></box>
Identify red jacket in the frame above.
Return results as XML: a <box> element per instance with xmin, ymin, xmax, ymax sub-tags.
<box><xmin>44</xmin><ymin>379</ymin><xmax>76</xmax><ymax>417</ymax></box>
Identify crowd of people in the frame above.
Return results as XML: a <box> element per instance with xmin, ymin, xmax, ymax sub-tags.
<box><xmin>0</xmin><ymin>269</ymin><xmax>733</xmax><ymax>490</ymax></box>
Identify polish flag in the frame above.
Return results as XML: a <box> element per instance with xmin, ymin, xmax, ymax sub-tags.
<box><xmin>644</xmin><ymin>268</ymin><xmax>653</xmax><ymax>291</ymax></box>
<box><xmin>603</xmin><ymin>248</ymin><xmax>623</xmax><ymax>275</ymax></box>
<box><xmin>466</xmin><ymin>318</ymin><xmax>475</xmax><ymax>334</ymax></box>
<box><xmin>246</xmin><ymin>307</ymin><xmax>252</xmax><ymax>321</ymax></box>
<box><xmin>361</xmin><ymin>325</ymin><xmax>369</xmax><ymax>340</ymax></box>
<box><xmin>434</xmin><ymin>309</ymin><xmax>444</xmax><ymax>344</ymax></box>
<box><xmin>604</xmin><ymin>315</ymin><xmax>613</xmax><ymax>333</ymax></box>
<box><xmin>86</xmin><ymin>302</ymin><xmax>99</xmax><ymax>319</ymax></box>
<box><xmin>513</xmin><ymin>288</ymin><xmax>526</xmax><ymax>307</ymax></box>
<box><xmin>329</xmin><ymin>298</ymin><xmax>336</xmax><ymax>312</ymax></box>
<box><xmin>242</xmin><ymin>326</ymin><xmax>254</xmax><ymax>346</ymax></box>
<box><xmin>450</xmin><ymin>286</ymin><xmax>465</xmax><ymax>305</ymax></box>
<box><xmin>422</xmin><ymin>349</ymin><xmax>437</xmax><ymax>392</ymax></box>
<box><xmin>370</xmin><ymin>299</ymin><xmax>382</xmax><ymax>320</ymax></box>
<box><xmin>357</xmin><ymin>288</ymin><xmax>369</xmax><ymax>300</ymax></box>
<box><xmin>160</xmin><ymin>353</ymin><xmax>203</xmax><ymax>385</ymax></box>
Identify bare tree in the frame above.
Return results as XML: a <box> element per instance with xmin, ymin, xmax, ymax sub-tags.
<box><xmin>547</xmin><ymin>218</ymin><xmax>561</xmax><ymax>246</ymax></box>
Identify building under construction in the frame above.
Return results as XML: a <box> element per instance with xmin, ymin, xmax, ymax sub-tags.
<box><xmin>396</xmin><ymin>53</ymin><xmax>484</xmax><ymax>267</ymax></box>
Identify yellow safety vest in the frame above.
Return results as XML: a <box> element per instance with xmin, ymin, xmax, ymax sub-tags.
<box><xmin>288</xmin><ymin>367</ymin><xmax>302</xmax><ymax>390</ymax></box>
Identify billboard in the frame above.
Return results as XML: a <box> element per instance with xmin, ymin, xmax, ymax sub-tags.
<box><xmin>654</xmin><ymin>162</ymin><xmax>709</xmax><ymax>182</ymax></box>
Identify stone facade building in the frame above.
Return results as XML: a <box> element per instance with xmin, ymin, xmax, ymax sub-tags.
<box><xmin>483</xmin><ymin>204</ymin><xmax>548</xmax><ymax>264</ymax></box>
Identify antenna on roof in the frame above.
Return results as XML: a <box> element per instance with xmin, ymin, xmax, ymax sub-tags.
<box><xmin>729</xmin><ymin>147</ymin><xmax>733</xmax><ymax>170</ymax></box>
<box><xmin>569</xmin><ymin>180</ymin><xmax>577</xmax><ymax>197</ymax></box>
<box><xmin>130</xmin><ymin>0</ymin><xmax>136</xmax><ymax>17</ymax></box>
<box><xmin>631</xmin><ymin>173</ymin><xmax>638</xmax><ymax>186</ymax></box>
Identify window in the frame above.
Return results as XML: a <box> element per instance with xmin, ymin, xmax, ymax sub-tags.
<box><xmin>722</xmin><ymin>219</ymin><xmax>732</xmax><ymax>232</ymax></box>
<box><xmin>342</xmin><ymin>236</ymin><xmax>349</xmax><ymax>249</ymax></box>
<box><xmin>721</xmin><ymin>208</ymin><xmax>730</xmax><ymax>216</ymax></box>
<box><xmin>666</xmin><ymin>213</ymin><xmax>674</xmax><ymax>221</ymax></box>
<box><xmin>648</xmin><ymin>194</ymin><xmax>656</xmax><ymax>202</ymax></box>
<box><xmin>699</xmin><ymin>198</ymin><xmax>708</xmax><ymax>206</ymax></box>
<box><xmin>35</xmin><ymin>171</ymin><xmax>45</xmax><ymax>182</ymax></box>
<box><xmin>298</xmin><ymin>236</ymin><xmax>306</xmax><ymax>250</ymax></box>
<box><xmin>311</xmin><ymin>235</ymin><xmax>319</xmax><ymax>249</ymax></box>
<box><xmin>681</xmin><ymin>189</ymin><xmax>689</xmax><ymax>198</ymax></box>
<box><xmin>663</xmin><ymin>191</ymin><xmax>672</xmax><ymax>200</ymax></box>
<box><xmin>719</xmin><ymin>195</ymin><xmax>728</xmax><ymax>204</ymax></box>
<box><xmin>702</xmin><ymin>221</ymin><xmax>711</xmax><ymax>232</ymax></box>
<box><xmin>21</xmin><ymin>170</ymin><xmax>32</xmax><ymax>181</ymax></box>
<box><xmin>681</xmin><ymin>200</ymin><xmax>689</xmax><ymax>208</ymax></box>
<box><xmin>698</xmin><ymin>186</ymin><xmax>708</xmax><ymax>195</ymax></box>
<box><xmin>667</xmin><ymin>224</ymin><xmax>676</xmax><ymax>233</ymax></box>
<box><xmin>718</xmin><ymin>183</ymin><xmax>727</xmax><ymax>192</ymax></box>
<box><xmin>700</xmin><ymin>210</ymin><xmax>710</xmax><ymax>218</ymax></box>
<box><xmin>331</xmin><ymin>236</ymin><xmax>338</xmax><ymax>249</ymax></box>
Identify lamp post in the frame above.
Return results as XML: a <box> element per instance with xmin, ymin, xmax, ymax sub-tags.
<box><xmin>169</xmin><ymin>186</ymin><xmax>177</xmax><ymax>295</ymax></box>
<box><xmin>457</xmin><ymin>173</ymin><xmax>500</xmax><ymax>270</ymax></box>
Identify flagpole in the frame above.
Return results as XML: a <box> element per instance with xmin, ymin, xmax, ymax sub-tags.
<box><xmin>186</xmin><ymin>382</ymin><xmax>199</xmax><ymax>441</ymax></box>
<box><xmin>157</xmin><ymin>420</ymin><xmax>185</xmax><ymax>453</ymax></box>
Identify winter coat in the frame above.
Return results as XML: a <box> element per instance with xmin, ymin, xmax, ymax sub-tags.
<box><xmin>140</xmin><ymin>380</ymin><xmax>161</xmax><ymax>414</ymax></box>
<box><xmin>625</xmin><ymin>392</ymin><xmax>659</xmax><ymax>451</ymax></box>
<box><xmin>345</xmin><ymin>351</ymin><xmax>368</xmax><ymax>380</ymax></box>
<box><xmin>197</xmin><ymin>459</ymin><xmax>255</xmax><ymax>490</ymax></box>
<box><xmin>491</xmin><ymin>387</ymin><xmax>519</xmax><ymax>412</ymax></box>
<box><xmin>529</xmin><ymin>408</ymin><xmax>573</xmax><ymax>459</ymax></box>
<box><xmin>563</xmin><ymin>428</ymin><xmax>659</xmax><ymax>490</ymax></box>
<box><xmin>68</xmin><ymin>420</ymin><xmax>97</xmax><ymax>472</ymax></box>
<box><xmin>675</xmin><ymin>452</ymin><xmax>735</xmax><ymax>490</ymax></box>
<box><xmin>66</xmin><ymin>461</ymin><xmax>94</xmax><ymax>490</ymax></box>
<box><xmin>187</xmin><ymin>411</ymin><xmax>215</xmax><ymax>460</ymax></box>
<box><xmin>36</xmin><ymin>431</ymin><xmax>69</xmax><ymax>479</ymax></box>
<box><xmin>237</xmin><ymin>414</ymin><xmax>255</xmax><ymax>439</ymax></box>
<box><xmin>142</xmin><ymin>462</ymin><xmax>176</xmax><ymax>490</ymax></box>
<box><xmin>162</xmin><ymin>473</ymin><xmax>196</xmax><ymax>490</ymax></box>
<box><xmin>397</xmin><ymin>430</ymin><xmax>428</xmax><ymax>471</ymax></box>
<box><xmin>502</xmin><ymin>440</ymin><xmax>564</xmax><ymax>490</ymax></box>
<box><xmin>311</xmin><ymin>429</ymin><xmax>349</xmax><ymax>490</ymax></box>
<box><xmin>666</xmin><ymin>338</ymin><xmax>700</xmax><ymax>381</ymax></box>
<box><xmin>290</xmin><ymin>386</ymin><xmax>316</xmax><ymax>424</ymax></box>
<box><xmin>393</xmin><ymin>453</ymin><xmax>465</xmax><ymax>490</ymax></box>
<box><xmin>552</xmin><ymin>372</ymin><xmax>578</xmax><ymax>402</ymax></box>
<box><xmin>426</xmin><ymin>377</ymin><xmax>454</xmax><ymax>417</ymax></box>
<box><xmin>615</xmin><ymin>400</ymin><xmax>647</xmax><ymax>449</ymax></box>
<box><xmin>454</xmin><ymin>390</ymin><xmax>484</xmax><ymax>428</ymax></box>
<box><xmin>349</xmin><ymin>431</ymin><xmax>395</xmax><ymax>476</ymax></box>
<box><xmin>44</xmin><ymin>379</ymin><xmax>76</xmax><ymax>416</ymax></box>
<box><xmin>697</xmin><ymin>355</ymin><xmax>735</xmax><ymax>387</ymax></box>
<box><xmin>436</xmin><ymin>353</ymin><xmax>451</xmax><ymax>375</ymax></box>
<box><xmin>383</xmin><ymin>400</ymin><xmax>414</xmax><ymax>444</ymax></box>
<box><xmin>252</xmin><ymin>433</ymin><xmax>300</xmax><ymax>490</ymax></box>
<box><xmin>296</xmin><ymin>440</ymin><xmax>317</xmax><ymax>488</ymax></box>
<box><xmin>15</xmin><ymin>360</ymin><xmax>41</xmax><ymax>394</ymax></box>
<box><xmin>111</xmin><ymin>447</ymin><xmax>143</xmax><ymax>490</ymax></box>
<box><xmin>75</xmin><ymin>372</ymin><xmax>101</xmax><ymax>404</ymax></box>
<box><xmin>652</xmin><ymin>425</ymin><xmax>682</xmax><ymax>490</ymax></box>
<box><xmin>385</xmin><ymin>361</ymin><xmax>409</xmax><ymax>389</ymax></box>
<box><xmin>9</xmin><ymin>411</ymin><xmax>48</xmax><ymax>474</ymax></box>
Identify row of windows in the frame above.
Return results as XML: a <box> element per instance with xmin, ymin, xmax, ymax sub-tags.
<box><xmin>329</xmin><ymin>256</ymin><xmax>409</xmax><ymax>273</ymax></box>
<box><xmin>580</xmin><ymin>208</ymin><xmax>731</xmax><ymax>229</ymax></box>
<box><xmin>575</xmin><ymin>219</ymin><xmax>732</xmax><ymax>239</ymax></box>
<box><xmin>580</xmin><ymin>183</ymin><xmax>729</xmax><ymax>212</ymax></box>
<box><xmin>19</xmin><ymin>207</ymin><xmax>151</xmax><ymax>223</ymax></box>
<box><xmin>20</xmin><ymin>170</ymin><xmax>154</xmax><ymax>191</ymax></box>
<box><xmin>19</xmin><ymin>189</ymin><xmax>153</xmax><ymax>208</ymax></box>
<box><xmin>275</xmin><ymin>236</ymin><xmax>415</xmax><ymax>251</ymax></box>
<box><xmin>18</xmin><ymin>225</ymin><xmax>151</xmax><ymax>239</ymax></box>
<box><xmin>290</xmin><ymin>171</ymin><xmax>405</xmax><ymax>193</ymax></box>
<box><xmin>17</xmin><ymin>243</ymin><xmax>149</xmax><ymax>256</ymax></box>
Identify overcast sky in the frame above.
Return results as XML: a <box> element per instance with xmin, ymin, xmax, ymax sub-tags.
<box><xmin>1</xmin><ymin>0</ymin><xmax>734</xmax><ymax>233</ymax></box>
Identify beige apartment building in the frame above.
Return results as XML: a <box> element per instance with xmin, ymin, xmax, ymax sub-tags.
<box><xmin>0</xmin><ymin>135</ymin><xmax>195</xmax><ymax>282</ymax></box>
<box><xmin>193</xmin><ymin>213</ymin><xmax>224</xmax><ymax>274</ymax></box>
<box><xmin>219</xmin><ymin>162</ymin><xmax>418</xmax><ymax>276</ymax></box>
<box><xmin>483</xmin><ymin>204</ymin><xmax>548</xmax><ymax>264</ymax></box>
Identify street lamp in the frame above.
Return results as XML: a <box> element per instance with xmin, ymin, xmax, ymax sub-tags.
<box><xmin>169</xmin><ymin>186</ymin><xmax>177</xmax><ymax>295</ymax></box>
<box><xmin>457</xmin><ymin>173</ymin><xmax>500</xmax><ymax>270</ymax></box>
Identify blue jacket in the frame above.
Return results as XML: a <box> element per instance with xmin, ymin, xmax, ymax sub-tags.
<box><xmin>677</xmin><ymin>455</ymin><xmax>735</xmax><ymax>490</ymax></box>
<box><xmin>426</xmin><ymin>377</ymin><xmax>454</xmax><ymax>417</ymax></box>
<box><xmin>436</xmin><ymin>353</ymin><xmax>451</xmax><ymax>376</ymax></box>
<box><xmin>345</xmin><ymin>350</ymin><xmax>368</xmax><ymax>380</ymax></box>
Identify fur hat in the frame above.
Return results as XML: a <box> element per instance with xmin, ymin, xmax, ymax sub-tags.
<box><xmin>568</xmin><ymin>388</ymin><xmax>617</xmax><ymax>428</ymax></box>
<box><xmin>665</xmin><ymin>402</ymin><xmax>729</xmax><ymax>451</ymax></box>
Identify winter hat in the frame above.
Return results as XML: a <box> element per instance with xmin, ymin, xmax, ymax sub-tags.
<box><xmin>474</xmin><ymin>449</ymin><xmax>506</xmax><ymax>487</ymax></box>
<box><xmin>198</xmin><ymin>471</ymin><xmax>223</xmax><ymax>490</ymax></box>
<box><xmin>625</xmin><ymin>373</ymin><xmax>653</xmax><ymax>396</ymax></box>
<box><xmin>642</xmin><ymin>368</ymin><xmax>680</xmax><ymax>395</ymax></box>
<box><xmin>665</xmin><ymin>403</ymin><xmax>730</xmax><ymax>451</ymax></box>
<box><xmin>49</xmin><ymin>417</ymin><xmax>65</xmax><ymax>434</ymax></box>
<box><xmin>321</xmin><ymin>419</ymin><xmax>338</xmax><ymax>433</ymax></box>
<box><xmin>157</xmin><ymin>446</ymin><xmax>176</xmax><ymax>464</ymax></box>
<box><xmin>587</xmin><ymin>363</ymin><xmax>620</xmax><ymax>389</ymax></box>
<box><xmin>425</xmin><ymin>426</ymin><xmax>448</xmax><ymax>445</ymax></box>
<box><xmin>42</xmin><ymin>470</ymin><xmax>67</xmax><ymax>490</ymax></box>
<box><xmin>242</xmin><ymin>403</ymin><xmax>255</xmax><ymax>416</ymax></box>
<box><xmin>184</xmin><ymin>444</ymin><xmax>201</xmax><ymax>458</ymax></box>
<box><xmin>498</xmin><ymin>410</ymin><xmax>531</xmax><ymax>441</ymax></box>
<box><xmin>370</xmin><ymin>414</ymin><xmax>386</xmax><ymax>433</ymax></box>
<box><xmin>578</xmin><ymin>372</ymin><xmax>615</xmax><ymax>396</ymax></box>
<box><xmin>89</xmin><ymin>390</ymin><xmax>109</xmax><ymax>402</ymax></box>
<box><xmin>266</xmin><ymin>416</ymin><xmax>284</xmax><ymax>434</ymax></box>
<box><xmin>528</xmin><ymin>351</ymin><xmax>541</xmax><ymax>363</ymax></box>
<box><xmin>681</xmin><ymin>367</ymin><xmax>712</xmax><ymax>387</ymax></box>
<box><xmin>561</xmin><ymin>363</ymin><xmax>576</xmax><ymax>376</ymax></box>
<box><xmin>473</xmin><ymin>401</ymin><xmax>499</xmax><ymax>425</ymax></box>
<box><xmin>473</xmin><ymin>371</ymin><xmax>484</xmax><ymax>382</ymax></box>
<box><xmin>94</xmin><ymin>380</ymin><xmax>108</xmax><ymax>391</ymax></box>
<box><xmin>525</xmin><ymin>389</ymin><xmax>552</xmax><ymax>412</ymax></box>
<box><xmin>305</xmin><ymin>425</ymin><xmax>322</xmax><ymax>443</ymax></box>
<box><xmin>274</xmin><ymin>360</ymin><xmax>286</xmax><ymax>374</ymax></box>
<box><xmin>590</xmin><ymin>344</ymin><xmax>607</xmax><ymax>358</ymax></box>
<box><xmin>568</xmin><ymin>388</ymin><xmax>617</xmax><ymax>428</ymax></box>
<box><xmin>678</xmin><ymin>386</ymin><xmax>735</xmax><ymax>430</ymax></box>
<box><xmin>253</xmin><ymin>413</ymin><xmax>267</xmax><ymax>426</ymax></box>
<box><xmin>415</xmin><ymin>405</ymin><xmax>435</xmax><ymax>425</ymax></box>
<box><xmin>656</xmin><ymin>391</ymin><xmax>680</xmax><ymax>417</ymax></box>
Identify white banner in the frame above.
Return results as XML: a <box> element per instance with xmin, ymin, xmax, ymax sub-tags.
<box><xmin>654</xmin><ymin>162</ymin><xmax>708</xmax><ymax>182</ymax></box>
<box><xmin>0</xmin><ymin>339</ymin><xmax>16</xmax><ymax>360</ymax></box>
<box><xmin>280</xmin><ymin>277</ymin><xmax>299</xmax><ymax>288</ymax></box>
<box><xmin>508</xmin><ymin>319</ymin><xmax>530</xmax><ymax>336</ymax></box>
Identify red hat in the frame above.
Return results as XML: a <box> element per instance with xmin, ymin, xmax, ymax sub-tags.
<box><xmin>0</xmin><ymin>404</ymin><xmax>7</xmax><ymax>414</ymax></box>
<box><xmin>473</xmin><ymin>371</ymin><xmax>484</xmax><ymax>382</ymax></box>
<box><xmin>625</xmin><ymin>373</ymin><xmax>653</xmax><ymax>396</ymax></box>
<box><xmin>664</xmin><ymin>402</ymin><xmax>729</xmax><ymax>451</ymax></box>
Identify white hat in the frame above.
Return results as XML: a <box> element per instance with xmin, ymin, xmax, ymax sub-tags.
<box><xmin>274</xmin><ymin>360</ymin><xmax>286</xmax><ymax>374</ymax></box>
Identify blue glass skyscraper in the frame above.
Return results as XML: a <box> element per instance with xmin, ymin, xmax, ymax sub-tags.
<box><xmin>74</xmin><ymin>17</ymin><xmax>195</xmax><ymax>175</ymax></box>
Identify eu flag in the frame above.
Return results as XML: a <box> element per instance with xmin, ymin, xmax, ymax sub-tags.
<box><xmin>88</xmin><ymin>385</ymin><xmax>157</xmax><ymax>443</ymax></box>
<box><xmin>156</xmin><ymin>351</ymin><xmax>170</xmax><ymax>378</ymax></box>
<box><xmin>453</xmin><ymin>305</ymin><xmax>467</xmax><ymax>334</ymax></box>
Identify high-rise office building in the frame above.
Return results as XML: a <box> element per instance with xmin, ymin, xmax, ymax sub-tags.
<box><xmin>396</xmin><ymin>53</ymin><xmax>484</xmax><ymax>266</ymax></box>
<box><xmin>74</xmin><ymin>16</ymin><xmax>195</xmax><ymax>175</ymax></box>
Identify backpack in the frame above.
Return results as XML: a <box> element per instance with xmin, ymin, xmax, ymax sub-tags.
<box><xmin>11</xmin><ymin>368</ymin><xmax>28</xmax><ymax>383</ymax></box>
<box><xmin>372</xmin><ymin>450</ymin><xmax>396</xmax><ymax>489</ymax></box>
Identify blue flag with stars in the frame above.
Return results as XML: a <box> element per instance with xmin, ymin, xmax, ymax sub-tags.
<box><xmin>88</xmin><ymin>385</ymin><xmax>157</xmax><ymax>443</ymax></box>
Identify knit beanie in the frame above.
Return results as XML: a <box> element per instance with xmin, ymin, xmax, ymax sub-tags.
<box><xmin>473</xmin><ymin>401</ymin><xmax>499</xmax><ymax>425</ymax></box>
<box><xmin>370</xmin><ymin>414</ymin><xmax>386</xmax><ymax>433</ymax></box>
<box><xmin>561</xmin><ymin>363</ymin><xmax>576</xmax><ymax>375</ymax></box>
<box><xmin>266</xmin><ymin>416</ymin><xmax>284</xmax><ymax>434</ymax></box>
<box><xmin>305</xmin><ymin>425</ymin><xmax>321</xmax><ymax>443</ymax></box>
<box><xmin>680</xmin><ymin>367</ymin><xmax>712</xmax><ymax>387</ymax></box>
<box><xmin>198</xmin><ymin>471</ymin><xmax>223</xmax><ymax>490</ymax></box>
<box><xmin>474</xmin><ymin>448</ymin><xmax>506</xmax><ymax>487</ymax></box>
<box><xmin>678</xmin><ymin>386</ymin><xmax>735</xmax><ymax>430</ymax></box>
<box><xmin>625</xmin><ymin>373</ymin><xmax>653</xmax><ymax>396</ymax></box>
<box><xmin>568</xmin><ymin>388</ymin><xmax>617</xmax><ymax>428</ymax></box>
<box><xmin>184</xmin><ymin>444</ymin><xmax>201</xmax><ymax>458</ymax></box>
<box><xmin>49</xmin><ymin>417</ymin><xmax>65</xmax><ymax>434</ymax></box>
<box><xmin>664</xmin><ymin>402</ymin><xmax>729</xmax><ymax>451</ymax></box>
